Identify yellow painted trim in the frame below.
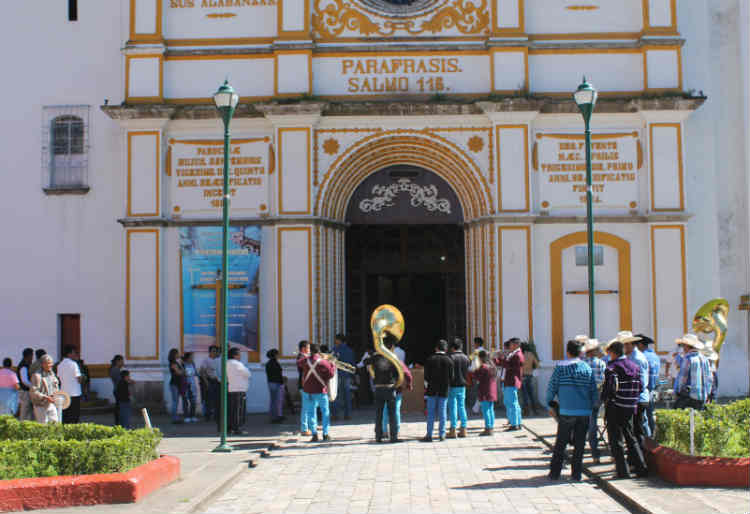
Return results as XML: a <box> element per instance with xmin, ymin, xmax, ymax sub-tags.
<box><xmin>492</xmin><ymin>0</ymin><xmax>525</xmax><ymax>35</ymax></box>
<box><xmin>648</xmin><ymin>123</ymin><xmax>684</xmax><ymax>212</ymax></box>
<box><xmin>277</xmin><ymin>0</ymin><xmax>311</xmax><ymax>39</ymax></box>
<box><xmin>129</xmin><ymin>0</ymin><xmax>163</xmax><ymax>42</ymax></box>
<box><xmin>642</xmin><ymin>0</ymin><xmax>678</xmax><ymax>36</ymax></box>
<box><xmin>489</xmin><ymin>47</ymin><xmax>529</xmax><ymax>93</ymax></box>
<box><xmin>127</xmin><ymin>131</ymin><xmax>161</xmax><ymax>217</ymax></box>
<box><xmin>164</xmin><ymin>96</ymin><xmax>273</xmax><ymax>105</ymax></box>
<box><xmin>125</xmin><ymin>228</ymin><xmax>160</xmax><ymax>361</ymax></box>
<box><xmin>278</xmin><ymin>127</ymin><xmax>311</xmax><ymax>215</ymax></box>
<box><xmin>529</xmin><ymin>47</ymin><xmax>642</xmax><ymax>55</ymax></box>
<box><xmin>550</xmin><ymin>231</ymin><xmax>632</xmax><ymax>361</ymax></box>
<box><xmin>314</xmin><ymin>36</ymin><xmax>488</xmax><ymax>43</ymax></box>
<box><xmin>165</xmin><ymin>53</ymin><xmax>273</xmax><ymax>61</ymax></box>
<box><xmin>315</xmin><ymin>49</ymin><xmax>489</xmax><ymax>58</ymax></box>
<box><xmin>277</xmin><ymin>226</ymin><xmax>313</xmax><ymax>358</ymax></box>
<box><xmin>169</xmin><ymin>137</ymin><xmax>269</xmax><ymax>146</ymax></box>
<box><xmin>495</xmin><ymin>124</ymin><xmax>529</xmax><ymax>213</ymax></box>
<box><xmin>643</xmin><ymin>45</ymin><xmax>683</xmax><ymax>93</ymax></box>
<box><xmin>537</xmin><ymin>132</ymin><xmax>638</xmax><ymax>140</ymax></box>
<box><xmin>497</xmin><ymin>225</ymin><xmax>533</xmax><ymax>346</ymax></box>
<box><xmin>529</xmin><ymin>32</ymin><xmax>641</xmax><ymax>41</ymax></box>
<box><xmin>650</xmin><ymin>224</ymin><xmax>688</xmax><ymax>351</ymax></box>
<box><xmin>165</xmin><ymin>37</ymin><xmax>275</xmax><ymax>46</ymax></box>
<box><xmin>125</xmin><ymin>54</ymin><xmax>164</xmax><ymax>104</ymax></box>
<box><xmin>274</xmin><ymin>49</ymin><xmax>313</xmax><ymax>96</ymax></box>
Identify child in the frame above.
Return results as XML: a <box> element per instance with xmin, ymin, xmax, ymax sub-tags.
<box><xmin>265</xmin><ymin>349</ymin><xmax>285</xmax><ymax>423</ymax></box>
<box><xmin>115</xmin><ymin>370</ymin><xmax>133</xmax><ymax>429</ymax></box>
<box><xmin>472</xmin><ymin>350</ymin><xmax>498</xmax><ymax>436</ymax></box>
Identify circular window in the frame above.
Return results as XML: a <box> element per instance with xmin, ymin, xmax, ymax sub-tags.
<box><xmin>356</xmin><ymin>0</ymin><xmax>443</xmax><ymax>17</ymax></box>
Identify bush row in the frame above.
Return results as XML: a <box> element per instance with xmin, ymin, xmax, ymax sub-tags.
<box><xmin>654</xmin><ymin>399</ymin><xmax>750</xmax><ymax>458</ymax></box>
<box><xmin>0</xmin><ymin>416</ymin><xmax>161</xmax><ymax>480</ymax></box>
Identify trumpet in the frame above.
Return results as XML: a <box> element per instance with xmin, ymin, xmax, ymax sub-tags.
<box><xmin>320</xmin><ymin>353</ymin><xmax>356</xmax><ymax>374</ymax></box>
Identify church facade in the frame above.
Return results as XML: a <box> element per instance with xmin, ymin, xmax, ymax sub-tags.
<box><xmin>2</xmin><ymin>0</ymin><xmax>749</xmax><ymax>410</ymax></box>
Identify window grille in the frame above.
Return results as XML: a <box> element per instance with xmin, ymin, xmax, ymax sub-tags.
<box><xmin>42</xmin><ymin>105</ymin><xmax>90</xmax><ymax>194</ymax></box>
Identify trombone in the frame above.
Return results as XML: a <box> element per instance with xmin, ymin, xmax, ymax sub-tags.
<box><xmin>320</xmin><ymin>353</ymin><xmax>357</xmax><ymax>374</ymax></box>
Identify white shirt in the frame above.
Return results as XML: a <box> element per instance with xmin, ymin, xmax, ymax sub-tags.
<box><xmin>200</xmin><ymin>356</ymin><xmax>219</xmax><ymax>380</ymax></box>
<box><xmin>57</xmin><ymin>358</ymin><xmax>82</xmax><ymax>397</ymax></box>
<box><xmin>226</xmin><ymin>359</ymin><xmax>251</xmax><ymax>392</ymax></box>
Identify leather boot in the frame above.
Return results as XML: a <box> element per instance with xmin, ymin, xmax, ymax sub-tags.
<box><xmin>446</xmin><ymin>428</ymin><xmax>457</xmax><ymax>439</ymax></box>
<box><xmin>479</xmin><ymin>428</ymin><xmax>492</xmax><ymax>436</ymax></box>
<box><xmin>458</xmin><ymin>427</ymin><xmax>467</xmax><ymax>438</ymax></box>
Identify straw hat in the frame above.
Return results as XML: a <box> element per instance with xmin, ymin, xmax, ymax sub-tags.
<box><xmin>574</xmin><ymin>334</ymin><xmax>589</xmax><ymax>344</ymax></box>
<box><xmin>602</xmin><ymin>330</ymin><xmax>641</xmax><ymax>352</ymax></box>
<box><xmin>583</xmin><ymin>339</ymin><xmax>600</xmax><ymax>353</ymax></box>
<box><xmin>675</xmin><ymin>333</ymin><xmax>704</xmax><ymax>350</ymax></box>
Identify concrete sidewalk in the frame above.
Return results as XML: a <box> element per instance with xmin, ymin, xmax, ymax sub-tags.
<box><xmin>523</xmin><ymin>417</ymin><xmax>749</xmax><ymax>514</ymax></box>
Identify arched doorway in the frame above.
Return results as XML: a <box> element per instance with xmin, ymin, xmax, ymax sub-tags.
<box><xmin>345</xmin><ymin>165</ymin><xmax>466</xmax><ymax>365</ymax></box>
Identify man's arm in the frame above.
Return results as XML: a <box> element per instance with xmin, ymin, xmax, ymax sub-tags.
<box><xmin>639</xmin><ymin>360</ymin><xmax>648</xmax><ymax>394</ymax></box>
<box><xmin>20</xmin><ymin>367</ymin><xmax>31</xmax><ymax>388</ymax></box>
<box><xmin>545</xmin><ymin>367</ymin><xmax>559</xmax><ymax>407</ymax></box>
<box><xmin>589</xmin><ymin>371</ymin><xmax>598</xmax><ymax>407</ymax></box>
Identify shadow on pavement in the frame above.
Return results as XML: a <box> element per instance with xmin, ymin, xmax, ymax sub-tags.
<box><xmin>484</xmin><ymin>464</ymin><xmax>551</xmax><ymax>471</ymax></box>
<box><xmin>483</xmin><ymin>445</ymin><xmax>541</xmax><ymax>451</ymax></box>
<box><xmin>452</xmin><ymin>475</ymin><xmax>559</xmax><ymax>490</ymax></box>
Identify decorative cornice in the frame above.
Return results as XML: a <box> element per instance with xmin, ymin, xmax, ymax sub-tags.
<box><xmin>117</xmin><ymin>216</ymin><xmax>348</xmax><ymax>229</ymax></box>
<box><xmin>463</xmin><ymin>213</ymin><xmax>692</xmax><ymax>226</ymax></box>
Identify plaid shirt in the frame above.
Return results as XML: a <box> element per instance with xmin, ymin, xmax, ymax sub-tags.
<box><xmin>601</xmin><ymin>357</ymin><xmax>641</xmax><ymax>411</ymax></box>
<box><xmin>584</xmin><ymin>356</ymin><xmax>606</xmax><ymax>388</ymax></box>
<box><xmin>676</xmin><ymin>351</ymin><xmax>712</xmax><ymax>403</ymax></box>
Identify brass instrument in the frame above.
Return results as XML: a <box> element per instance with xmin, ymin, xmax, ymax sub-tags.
<box><xmin>692</xmin><ymin>298</ymin><xmax>730</xmax><ymax>366</ymax></box>
<box><xmin>370</xmin><ymin>304</ymin><xmax>406</xmax><ymax>388</ymax></box>
<box><xmin>469</xmin><ymin>349</ymin><xmax>481</xmax><ymax>370</ymax></box>
<box><xmin>320</xmin><ymin>353</ymin><xmax>356</xmax><ymax>374</ymax></box>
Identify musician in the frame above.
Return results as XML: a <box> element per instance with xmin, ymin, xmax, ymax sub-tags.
<box><xmin>381</xmin><ymin>336</ymin><xmax>412</xmax><ymax>440</ymax></box>
<box><xmin>582</xmin><ymin>338</ymin><xmax>605</xmax><ymax>464</ymax></box>
<box><xmin>369</xmin><ymin>333</ymin><xmax>412</xmax><ymax>443</ymax></box>
<box><xmin>673</xmin><ymin>334</ymin><xmax>712</xmax><ymax>410</ymax></box>
<box><xmin>298</xmin><ymin>343</ymin><xmax>335</xmax><ymax>442</ymax></box>
<box><xmin>297</xmin><ymin>340</ymin><xmax>312</xmax><ymax>436</ymax></box>
<box><xmin>421</xmin><ymin>339</ymin><xmax>454</xmax><ymax>442</ymax></box>
<box><xmin>495</xmin><ymin>338</ymin><xmax>525</xmax><ymax>431</ymax></box>
<box><xmin>467</xmin><ymin>336</ymin><xmax>485</xmax><ymax>413</ymax></box>
<box><xmin>446</xmin><ymin>338</ymin><xmax>470</xmax><ymax>439</ymax></box>
<box><xmin>331</xmin><ymin>334</ymin><xmax>355</xmax><ymax>421</ymax></box>
<box><xmin>634</xmin><ymin>334</ymin><xmax>660</xmax><ymax>435</ymax></box>
<box><xmin>621</xmin><ymin>331</ymin><xmax>651</xmax><ymax>443</ymax></box>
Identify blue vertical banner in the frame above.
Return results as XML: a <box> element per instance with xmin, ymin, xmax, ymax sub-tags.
<box><xmin>180</xmin><ymin>226</ymin><xmax>262</xmax><ymax>352</ymax></box>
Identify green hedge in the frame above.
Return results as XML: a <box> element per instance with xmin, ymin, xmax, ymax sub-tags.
<box><xmin>0</xmin><ymin>416</ymin><xmax>162</xmax><ymax>480</ymax></box>
<box><xmin>655</xmin><ymin>399</ymin><xmax>750</xmax><ymax>458</ymax></box>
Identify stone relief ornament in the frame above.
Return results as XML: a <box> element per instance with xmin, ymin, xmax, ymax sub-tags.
<box><xmin>359</xmin><ymin>178</ymin><xmax>451</xmax><ymax>214</ymax></box>
<box><xmin>323</xmin><ymin>137</ymin><xmax>341</xmax><ymax>155</ymax></box>
<box><xmin>313</xmin><ymin>0</ymin><xmax>489</xmax><ymax>38</ymax></box>
<box><xmin>467</xmin><ymin>135</ymin><xmax>484</xmax><ymax>152</ymax></box>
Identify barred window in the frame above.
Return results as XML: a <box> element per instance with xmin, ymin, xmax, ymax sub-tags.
<box><xmin>42</xmin><ymin>106</ymin><xmax>90</xmax><ymax>194</ymax></box>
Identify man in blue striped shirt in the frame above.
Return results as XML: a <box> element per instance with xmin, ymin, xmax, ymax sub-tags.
<box><xmin>583</xmin><ymin>338</ymin><xmax>605</xmax><ymax>463</ymax></box>
<box><xmin>635</xmin><ymin>334</ymin><xmax>660</xmax><ymax>434</ymax></box>
<box><xmin>674</xmin><ymin>334</ymin><xmax>712</xmax><ymax>410</ymax></box>
<box><xmin>623</xmin><ymin>332</ymin><xmax>651</xmax><ymax>444</ymax></box>
<box><xmin>546</xmin><ymin>339</ymin><xmax>598</xmax><ymax>482</ymax></box>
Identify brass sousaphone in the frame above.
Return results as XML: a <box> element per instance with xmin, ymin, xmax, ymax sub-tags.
<box><xmin>370</xmin><ymin>304</ymin><xmax>406</xmax><ymax>387</ymax></box>
<box><xmin>692</xmin><ymin>298</ymin><xmax>730</xmax><ymax>367</ymax></box>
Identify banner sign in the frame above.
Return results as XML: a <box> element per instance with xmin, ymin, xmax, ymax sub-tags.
<box><xmin>169</xmin><ymin>137</ymin><xmax>271</xmax><ymax>219</ymax></box>
<box><xmin>180</xmin><ymin>226</ymin><xmax>262</xmax><ymax>353</ymax></box>
<box><xmin>535</xmin><ymin>132</ymin><xmax>641</xmax><ymax>211</ymax></box>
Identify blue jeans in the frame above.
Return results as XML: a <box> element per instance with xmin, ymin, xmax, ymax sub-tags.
<box><xmin>306</xmin><ymin>393</ymin><xmax>330</xmax><ymax>436</ymax></box>
<box><xmin>382</xmin><ymin>393</ymin><xmax>402</xmax><ymax>434</ymax></box>
<box><xmin>170</xmin><ymin>384</ymin><xmax>186</xmax><ymax>421</ymax></box>
<box><xmin>118</xmin><ymin>401</ymin><xmax>132</xmax><ymax>428</ymax></box>
<box><xmin>520</xmin><ymin>376</ymin><xmax>540</xmax><ymax>410</ymax></box>
<box><xmin>268</xmin><ymin>382</ymin><xmax>283</xmax><ymax>418</ymax></box>
<box><xmin>447</xmin><ymin>386</ymin><xmax>467</xmax><ymax>429</ymax></box>
<box><xmin>299</xmin><ymin>391</ymin><xmax>313</xmax><ymax>432</ymax></box>
<box><xmin>480</xmin><ymin>401</ymin><xmax>495</xmax><ymax>429</ymax></box>
<box><xmin>503</xmin><ymin>386</ymin><xmax>522</xmax><ymax>426</ymax></box>
<box><xmin>645</xmin><ymin>394</ymin><xmax>656</xmax><ymax>435</ymax></box>
<box><xmin>588</xmin><ymin>404</ymin><xmax>601</xmax><ymax>459</ymax></box>
<box><xmin>331</xmin><ymin>374</ymin><xmax>352</xmax><ymax>418</ymax></box>
<box><xmin>426</xmin><ymin>395</ymin><xmax>448</xmax><ymax>438</ymax></box>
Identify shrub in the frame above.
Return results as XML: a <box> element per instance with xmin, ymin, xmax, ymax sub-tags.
<box><xmin>0</xmin><ymin>416</ymin><xmax>161</xmax><ymax>480</ymax></box>
<box><xmin>655</xmin><ymin>399</ymin><xmax>750</xmax><ymax>458</ymax></box>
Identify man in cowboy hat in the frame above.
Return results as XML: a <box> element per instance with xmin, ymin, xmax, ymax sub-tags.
<box><xmin>600</xmin><ymin>338</ymin><xmax>648</xmax><ymax>479</ymax></box>
<box><xmin>701</xmin><ymin>342</ymin><xmax>719</xmax><ymax>403</ymax></box>
<box><xmin>673</xmin><ymin>334</ymin><xmax>712</xmax><ymax>410</ymax></box>
<box><xmin>582</xmin><ymin>337</ymin><xmax>605</xmax><ymax>463</ymax></box>
<box><xmin>620</xmin><ymin>331</ymin><xmax>651</xmax><ymax>444</ymax></box>
<box><xmin>634</xmin><ymin>334</ymin><xmax>660</xmax><ymax>435</ymax></box>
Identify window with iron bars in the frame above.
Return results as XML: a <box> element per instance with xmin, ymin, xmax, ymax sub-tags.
<box><xmin>42</xmin><ymin>106</ymin><xmax>90</xmax><ymax>194</ymax></box>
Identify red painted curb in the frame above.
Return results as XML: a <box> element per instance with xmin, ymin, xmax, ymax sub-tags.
<box><xmin>645</xmin><ymin>439</ymin><xmax>749</xmax><ymax>488</ymax></box>
<box><xmin>0</xmin><ymin>455</ymin><xmax>180</xmax><ymax>512</ymax></box>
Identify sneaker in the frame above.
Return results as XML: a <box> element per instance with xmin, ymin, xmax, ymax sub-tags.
<box><xmin>322</xmin><ymin>434</ymin><xmax>330</xmax><ymax>442</ymax></box>
<box><xmin>301</xmin><ymin>430</ymin><xmax>312</xmax><ymax>436</ymax></box>
<box><xmin>309</xmin><ymin>434</ymin><xmax>319</xmax><ymax>442</ymax></box>
<box><xmin>548</xmin><ymin>473</ymin><xmax>560</xmax><ymax>481</ymax></box>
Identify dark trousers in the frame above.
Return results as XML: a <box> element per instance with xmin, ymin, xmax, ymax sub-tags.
<box><xmin>605</xmin><ymin>405</ymin><xmax>647</xmax><ymax>478</ymax></box>
<box><xmin>374</xmin><ymin>387</ymin><xmax>398</xmax><ymax>441</ymax></box>
<box><xmin>673</xmin><ymin>395</ymin><xmax>704</xmax><ymax>410</ymax></box>
<box><xmin>550</xmin><ymin>415</ymin><xmax>589</xmax><ymax>480</ymax></box>
<box><xmin>227</xmin><ymin>392</ymin><xmax>246</xmax><ymax>433</ymax></box>
<box><xmin>634</xmin><ymin>402</ymin><xmax>650</xmax><ymax>447</ymax></box>
<box><xmin>113</xmin><ymin>398</ymin><xmax>120</xmax><ymax>425</ymax></box>
<box><xmin>118</xmin><ymin>401</ymin><xmax>132</xmax><ymax>428</ymax></box>
<box><xmin>63</xmin><ymin>395</ymin><xmax>81</xmax><ymax>424</ymax></box>
<box><xmin>207</xmin><ymin>380</ymin><xmax>220</xmax><ymax>420</ymax></box>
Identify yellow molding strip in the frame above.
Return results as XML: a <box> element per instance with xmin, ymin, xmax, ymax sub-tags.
<box><xmin>127</xmin><ymin>131</ymin><xmax>161</xmax><ymax>217</ymax></box>
<box><xmin>496</xmin><ymin>125</ymin><xmax>530</xmax><ymax>213</ymax></box>
<box><xmin>650</xmin><ymin>224</ymin><xmax>688</xmax><ymax>350</ymax></box>
<box><xmin>277</xmin><ymin>127</ymin><xmax>311</xmax><ymax>215</ymax></box>
<box><xmin>649</xmin><ymin>122</ymin><xmax>684</xmax><ymax>212</ymax></box>
<box><xmin>126</xmin><ymin>228</ymin><xmax>160</xmax><ymax>361</ymax></box>
<box><xmin>277</xmin><ymin>226</ymin><xmax>313</xmax><ymax>358</ymax></box>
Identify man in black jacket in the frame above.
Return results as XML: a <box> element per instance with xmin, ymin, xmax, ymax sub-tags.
<box><xmin>447</xmin><ymin>338</ymin><xmax>470</xmax><ymax>438</ymax></box>
<box><xmin>368</xmin><ymin>333</ymin><xmax>412</xmax><ymax>443</ymax></box>
<box><xmin>421</xmin><ymin>339</ymin><xmax>454</xmax><ymax>442</ymax></box>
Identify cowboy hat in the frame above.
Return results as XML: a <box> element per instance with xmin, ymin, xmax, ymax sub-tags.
<box><xmin>633</xmin><ymin>334</ymin><xmax>655</xmax><ymax>346</ymax></box>
<box><xmin>583</xmin><ymin>339</ymin><xmax>600</xmax><ymax>353</ymax></box>
<box><xmin>601</xmin><ymin>331</ymin><xmax>640</xmax><ymax>352</ymax></box>
<box><xmin>675</xmin><ymin>333</ymin><xmax>704</xmax><ymax>350</ymax></box>
<box><xmin>574</xmin><ymin>334</ymin><xmax>589</xmax><ymax>344</ymax></box>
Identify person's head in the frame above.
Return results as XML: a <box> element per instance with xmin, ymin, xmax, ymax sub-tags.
<box><xmin>63</xmin><ymin>345</ymin><xmax>78</xmax><ymax>359</ymax></box>
<box><xmin>298</xmin><ymin>340</ymin><xmax>310</xmax><ymax>354</ymax></box>
<box><xmin>473</xmin><ymin>337</ymin><xmax>484</xmax><ymax>348</ymax></box>
<box><xmin>208</xmin><ymin>345</ymin><xmax>219</xmax><ymax>358</ymax></box>
<box><xmin>41</xmin><ymin>354</ymin><xmax>54</xmax><ymax>372</ymax></box>
<box><xmin>506</xmin><ymin>338</ymin><xmax>521</xmax><ymax>351</ymax></box>
<box><xmin>320</xmin><ymin>344</ymin><xmax>330</xmax><ymax>354</ymax></box>
<box><xmin>478</xmin><ymin>350</ymin><xmax>489</xmax><ymax>363</ymax></box>
<box><xmin>35</xmin><ymin>349</ymin><xmax>46</xmax><ymax>360</ymax></box>
<box><xmin>675</xmin><ymin>334</ymin><xmax>702</xmax><ymax>354</ymax></box>
<box><xmin>120</xmin><ymin>369</ymin><xmax>130</xmax><ymax>381</ymax></box>
<box><xmin>22</xmin><ymin>348</ymin><xmax>33</xmax><ymax>364</ymax></box>
<box><xmin>228</xmin><ymin>347</ymin><xmax>241</xmax><ymax>360</ymax></box>
<box><xmin>309</xmin><ymin>343</ymin><xmax>320</xmax><ymax>355</ymax></box>
<box><xmin>435</xmin><ymin>339</ymin><xmax>448</xmax><ymax>353</ymax></box>
<box><xmin>623</xmin><ymin>341</ymin><xmax>634</xmax><ymax>356</ymax></box>
<box><xmin>449</xmin><ymin>338</ymin><xmax>462</xmax><ymax>352</ymax></box>
<box><xmin>606</xmin><ymin>341</ymin><xmax>624</xmax><ymax>361</ymax></box>
<box><xmin>168</xmin><ymin>348</ymin><xmax>179</xmax><ymax>363</ymax></box>
<box><xmin>266</xmin><ymin>349</ymin><xmax>279</xmax><ymax>360</ymax></box>
<box><xmin>566</xmin><ymin>340</ymin><xmax>584</xmax><ymax>359</ymax></box>
<box><xmin>111</xmin><ymin>355</ymin><xmax>124</xmax><ymax>368</ymax></box>
<box><xmin>634</xmin><ymin>334</ymin><xmax>654</xmax><ymax>352</ymax></box>
<box><xmin>182</xmin><ymin>352</ymin><xmax>194</xmax><ymax>364</ymax></box>
<box><xmin>3</xmin><ymin>358</ymin><xmax>11</xmax><ymax>368</ymax></box>
<box><xmin>383</xmin><ymin>332</ymin><xmax>398</xmax><ymax>350</ymax></box>
<box><xmin>334</xmin><ymin>334</ymin><xmax>346</xmax><ymax>347</ymax></box>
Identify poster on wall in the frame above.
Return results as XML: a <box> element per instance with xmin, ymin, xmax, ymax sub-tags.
<box><xmin>180</xmin><ymin>226</ymin><xmax>262</xmax><ymax>353</ymax></box>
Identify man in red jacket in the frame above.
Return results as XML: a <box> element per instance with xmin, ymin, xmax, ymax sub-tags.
<box><xmin>298</xmin><ymin>343</ymin><xmax>335</xmax><ymax>442</ymax></box>
<box><xmin>496</xmin><ymin>338</ymin><xmax>525</xmax><ymax>431</ymax></box>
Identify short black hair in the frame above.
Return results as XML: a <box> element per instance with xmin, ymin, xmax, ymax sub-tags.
<box><xmin>634</xmin><ymin>334</ymin><xmax>654</xmax><ymax>346</ymax></box>
<box><xmin>111</xmin><ymin>354</ymin><xmax>124</xmax><ymax>365</ymax></box>
<box><xmin>228</xmin><ymin>347</ymin><xmax>241</xmax><ymax>359</ymax></box>
<box><xmin>566</xmin><ymin>340</ymin><xmax>584</xmax><ymax>358</ymax></box>
<box><xmin>383</xmin><ymin>333</ymin><xmax>398</xmax><ymax>349</ymax></box>
<box><xmin>309</xmin><ymin>343</ymin><xmax>320</xmax><ymax>355</ymax></box>
<box><xmin>506</xmin><ymin>337</ymin><xmax>521</xmax><ymax>347</ymax></box>
<box><xmin>35</xmin><ymin>349</ymin><xmax>46</xmax><ymax>359</ymax></box>
<box><xmin>209</xmin><ymin>345</ymin><xmax>219</xmax><ymax>352</ymax></box>
<box><xmin>449</xmin><ymin>339</ymin><xmax>462</xmax><ymax>351</ymax></box>
<box><xmin>266</xmin><ymin>349</ymin><xmax>279</xmax><ymax>359</ymax></box>
<box><xmin>182</xmin><ymin>352</ymin><xmax>193</xmax><ymax>362</ymax></box>
<box><xmin>23</xmin><ymin>348</ymin><xmax>33</xmax><ymax>358</ymax></box>
<box><xmin>473</xmin><ymin>337</ymin><xmax>484</xmax><ymax>346</ymax></box>
<box><xmin>120</xmin><ymin>370</ymin><xmax>130</xmax><ymax>379</ymax></box>
<box><xmin>436</xmin><ymin>339</ymin><xmax>448</xmax><ymax>352</ymax></box>
<box><xmin>298</xmin><ymin>340</ymin><xmax>310</xmax><ymax>351</ymax></box>
<box><xmin>335</xmin><ymin>333</ymin><xmax>346</xmax><ymax>342</ymax></box>
<box><xmin>63</xmin><ymin>345</ymin><xmax>77</xmax><ymax>357</ymax></box>
<box><xmin>3</xmin><ymin>358</ymin><xmax>11</xmax><ymax>368</ymax></box>
<box><xmin>608</xmin><ymin>341</ymin><xmax>624</xmax><ymax>357</ymax></box>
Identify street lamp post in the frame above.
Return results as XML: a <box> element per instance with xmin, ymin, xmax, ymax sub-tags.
<box><xmin>212</xmin><ymin>79</ymin><xmax>239</xmax><ymax>453</ymax></box>
<box><xmin>574</xmin><ymin>77</ymin><xmax>598</xmax><ymax>339</ymax></box>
